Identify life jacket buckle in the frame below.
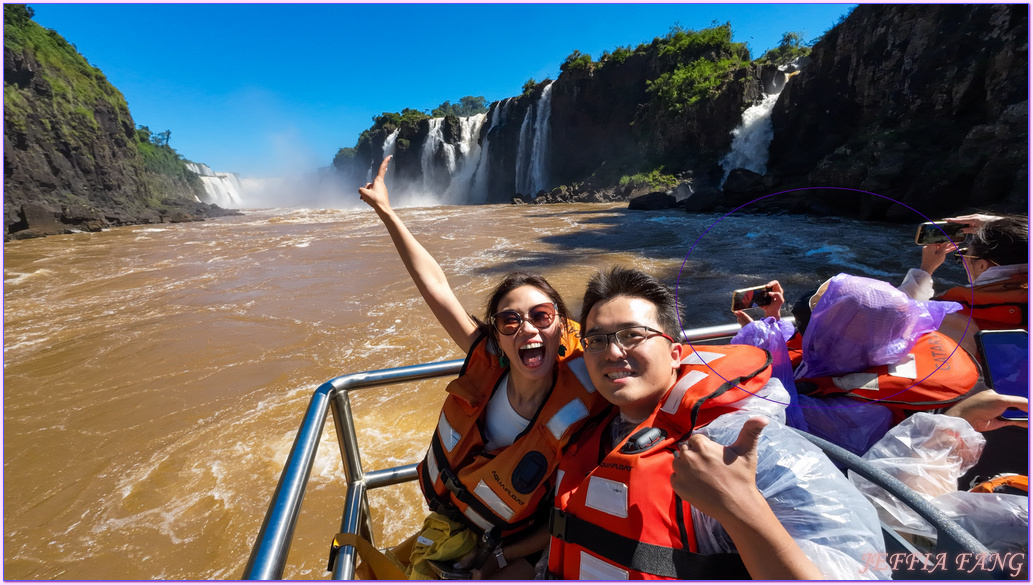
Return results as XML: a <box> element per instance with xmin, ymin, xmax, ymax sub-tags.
<box><xmin>548</xmin><ymin>507</ymin><xmax>568</xmax><ymax>541</ymax></box>
<box><xmin>620</xmin><ymin>426</ymin><xmax>667</xmax><ymax>454</ymax></box>
<box><xmin>441</xmin><ymin>468</ymin><xmax>469</xmax><ymax>499</ymax></box>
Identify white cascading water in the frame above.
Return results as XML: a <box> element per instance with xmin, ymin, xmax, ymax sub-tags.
<box><xmin>468</xmin><ymin>98</ymin><xmax>513</xmax><ymax>203</ymax></box>
<box><xmin>185</xmin><ymin>162</ymin><xmax>245</xmax><ymax>208</ymax></box>
<box><xmin>514</xmin><ymin>81</ymin><xmax>554</xmax><ymax>197</ymax></box>
<box><xmin>441</xmin><ymin>113</ymin><xmax>487</xmax><ymax>204</ymax></box>
<box><xmin>380</xmin><ymin>129</ymin><xmax>399</xmax><ymax>186</ymax></box>
<box><xmin>528</xmin><ymin>81</ymin><xmax>554</xmax><ymax>196</ymax></box>
<box><xmin>719</xmin><ymin>91</ymin><xmax>782</xmax><ymax>186</ymax></box>
<box><xmin>421</xmin><ymin>119</ymin><xmax>448</xmax><ymax>193</ymax></box>
<box><xmin>515</xmin><ymin>106</ymin><xmax>533</xmax><ymax>195</ymax></box>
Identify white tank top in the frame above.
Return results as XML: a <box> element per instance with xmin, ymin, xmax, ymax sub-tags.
<box><xmin>483</xmin><ymin>375</ymin><xmax>531</xmax><ymax>452</ymax></box>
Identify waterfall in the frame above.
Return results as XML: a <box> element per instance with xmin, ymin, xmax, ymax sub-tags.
<box><xmin>514</xmin><ymin>82</ymin><xmax>554</xmax><ymax>197</ymax></box>
<box><xmin>185</xmin><ymin>162</ymin><xmax>244</xmax><ymax>208</ymax></box>
<box><xmin>515</xmin><ymin>107</ymin><xmax>533</xmax><ymax>195</ymax></box>
<box><xmin>468</xmin><ymin>98</ymin><xmax>513</xmax><ymax>203</ymax></box>
<box><xmin>719</xmin><ymin>91</ymin><xmax>782</xmax><ymax>185</ymax></box>
<box><xmin>421</xmin><ymin>119</ymin><xmax>447</xmax><ymax>193</ymax></box>
<box><xmin>379</xmin><ymin>129</ymin><xmax>399</xmax><ymax>185</ymax></box>
<box><xmin>441</xmin><ymin>113</ymin><xmax>487</xmax><ymax>204</ymax></box>
<box><xmin>528</xmin><ymin>81</ymin><xmax>554</xmax><ymax>196</ymax></box>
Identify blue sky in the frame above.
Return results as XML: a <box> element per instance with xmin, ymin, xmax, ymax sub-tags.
<box><xmin>30</xmin><ymin>3</ymin><xmax>856</xmax><ymax>179</ymax></box>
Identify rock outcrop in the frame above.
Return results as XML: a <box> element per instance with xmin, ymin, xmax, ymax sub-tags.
<box><xmin>3</xmin><ymin>5</ymin><xmax>238</xmax><ymax>240</ymax></box>
<box><xmin>767</xmin><ymin>4</ymin><xmax>1028</xmax><ymax>219</ymax></box>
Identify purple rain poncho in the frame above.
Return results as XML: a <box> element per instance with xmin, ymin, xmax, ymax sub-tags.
<box><xmin>799</xmin><ymin>274</ymin><xmax>962</xmax><ymax>379</ymax></box>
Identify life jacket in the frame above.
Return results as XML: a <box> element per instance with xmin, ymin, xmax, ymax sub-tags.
<box><xmin>786</xmin><ymin>330</ymin><xmax>804</xmax><ymax>368</ymax></box>
<box><xmin>969</xmin><ymin>473</ymin><xmax>1029</xmax><ymax>497</ymax></box>
<box><xmin>547</xmin><ymin>344</ymin><xmax>772</xmax><ymax>580</ymax></box>
<box><xmin>417</xmin><ymin>324</ymin><xmax>608</xmax><ymax>542</ymax></box>
<box><xmin>797</xmin><ymin>331</ymin><xmax>979</xmax><ymax>423</ymax></box>
<box><xmin>936</xmin><ymin>272</ymin><xmax>1029</xmax><ymax>331</ymax></box>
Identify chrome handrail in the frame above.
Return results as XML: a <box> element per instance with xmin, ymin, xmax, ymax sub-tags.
<box><xmin>241</xmin><ymin>321</ymin><xmax>787</xmax><ymax>580</ymax></box>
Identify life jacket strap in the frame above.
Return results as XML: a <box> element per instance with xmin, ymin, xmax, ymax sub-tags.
<box><xmin>549</xmin><ymin>508</ymin><xmax>752</xmax><ymax>580</ymax></box>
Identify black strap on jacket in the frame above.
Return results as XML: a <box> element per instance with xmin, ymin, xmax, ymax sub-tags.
<box><xmin>549</xmin><ymin>508</ymin><xmax>752</xmax><ymax>580</ymax></box>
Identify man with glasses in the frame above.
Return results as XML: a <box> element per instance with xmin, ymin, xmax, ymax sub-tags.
<box><xmin>544</xmin><ymin>266</ymin><xmax>888</xmax><ymax>580</ymax></box>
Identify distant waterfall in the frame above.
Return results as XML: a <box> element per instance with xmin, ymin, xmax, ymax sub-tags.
<box><xmin>185</xmin><ymin>162</ymin><xmax>244</xmax><ymax>208</ymax></box>
<box><xmin>380</xmin><ymin>129</ymin><xmax>400</xmax><ymax>185</ymax></box>
<box><xmin>442</xmin><ymin>113</ymin><xmax>487</xmax><ymax>204</ymax></box>
<box><xmin>719</xmin><ymin>91</ymin><xmax>782</xmax><ymax>185</ymax></box>
<box><xmin>469</xmin><ymin>98</ymin><xmax>514</xmax><ymax>203</ymax></box>
<box><xmin>515</xmin><ymin>82</ymin><xmax>554</xmax><ymax>196</ymax></box>
<box><xmin>421</xmin><ymin>119</ymin><xmax>448</xmax><ymax>193</ymax></box>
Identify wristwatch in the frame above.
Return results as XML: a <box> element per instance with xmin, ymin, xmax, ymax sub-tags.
<box><xmin>494</xmin><ymin>545</ymin><xmax>507</xmax><ymax>568</ymax></box>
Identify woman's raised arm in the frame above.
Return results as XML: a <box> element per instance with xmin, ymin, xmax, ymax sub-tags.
<box><xmin>359</xmin><ymin>156</ymin><xmax>480</xmax><ymax>352</ymax></box>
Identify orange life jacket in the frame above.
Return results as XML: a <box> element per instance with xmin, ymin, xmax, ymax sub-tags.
<box><xmin>936</xmin><ymin>272</ymin><xmax>1028</xmax><ymax>331</ymax></box>
<box><xmin>786</xmin><ymin>330</ymin><xmax>804</xmax><ymax>368</ymax></box>
<box><xmin>797</xmin><ymin>331</ymin><xmax>979</xmax><ymax>423</ymax></box>
<box><xmin>547</xmin><ymin>344</ymin><xmax>772</xmax><ymax>580</ymax></box>
<box><xmin>969</xmin><ymin>474</ymin><xmax>1029</xmax><ymax>496</ymax></box>
<box><xmin>417</xmin><ymin>325</ymin><xmax>609</xmax><ymax>541</ymax></box>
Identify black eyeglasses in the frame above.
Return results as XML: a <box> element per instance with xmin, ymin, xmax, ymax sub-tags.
<box><xmin>490</xmin><ymin>303</ymin><xmax>557</xmax><ymax>336</ymax></box>
<box><xmin>581</xmin><ymin>326</ymin><xmax>675</xmax><ymax>354</ymax></box>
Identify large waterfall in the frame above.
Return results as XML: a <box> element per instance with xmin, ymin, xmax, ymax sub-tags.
<box><xmin>185</xmin><ymin>162</ymin><xmax>245</xmax><ymax>208</ymax></box>
<box><xmin>515</xmin><ymin>81</ymin><xmax>554</xmax><ymax>196</ymax></box>
<box><xmin>347</xmin><ymin>86</ymin><xmax>557</xmax><ymax>207</ymax></box>
<box><xmin>468</xmin><ymin>98</ymin><xmax>512</xmax><ymax>204</ymax></box>
<box><xmin>719</xmin><ymin>91</ymin><xmax>782</xmax><ymax>185</ymax></box>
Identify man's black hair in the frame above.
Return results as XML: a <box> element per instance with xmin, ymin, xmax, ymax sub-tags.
<box><xmin>580</xmin><ymin>266</ymin><xmax>682</xmax><ymax>338</ymax></box>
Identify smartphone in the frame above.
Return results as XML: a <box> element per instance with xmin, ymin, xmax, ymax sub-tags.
<box><xmin>731</xmin><ymin>285</ymin><xmax>773</xmax><ymax>312</ymax></box>
<box><xmin>428</xmin><ymin>560</ymin><xmax>472</xmax><ymax>580</ymax></box>
<box><xmin>915</xmin><ymin>221</ymin><xmax>966</xmax><ymax>245</ymax></box>
<box><xmin>974</xmin><ymin>329</ymin><xmax>1029</xmax><ymax>421</ymax></box>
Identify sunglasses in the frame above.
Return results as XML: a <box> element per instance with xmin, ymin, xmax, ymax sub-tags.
<box><xmin>490</xmin><ymin>303</ymin><xmax>558</xmax><ymax>336</ymax></box>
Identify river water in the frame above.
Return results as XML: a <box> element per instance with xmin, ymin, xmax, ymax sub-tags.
<box><xmin>3</xmin><ymin>199</ymin><xmax>968</xmax><ymax>579</ymax></box>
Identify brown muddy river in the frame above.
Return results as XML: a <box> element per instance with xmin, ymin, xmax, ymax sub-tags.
<box><xmin>3</xmin><ymin>201</ymin><xmax>942</xmax><ymax>579</ymax></box>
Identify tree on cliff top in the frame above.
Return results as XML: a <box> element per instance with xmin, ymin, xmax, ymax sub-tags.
<box><xmin>431</xmin><ymin>96</ymin><xmax>488</xmax><ymax>117</ymax></box>
<box><xmin>756</xmin><ymin>31</ymin><xmax>810</xmax><ymax>66</ymax></box>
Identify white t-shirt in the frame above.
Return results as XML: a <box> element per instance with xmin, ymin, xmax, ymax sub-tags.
<box><xmin>483</xmin><ymin>375</ymin><xmax>531</xmax><ymax>452</ymax></box>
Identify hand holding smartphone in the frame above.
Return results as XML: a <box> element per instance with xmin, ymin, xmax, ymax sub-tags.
<box><xmin>731</xmin><ymin>285</ymin><xmax>773</xmax><ymax>312</ymax></box>
<box><xmin>915</xmin><ymin>221</ymin><xmax>966</xmax><ymax>245</ymax></box>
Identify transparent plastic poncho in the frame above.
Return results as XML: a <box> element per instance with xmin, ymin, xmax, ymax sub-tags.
<box><xmin>849</xmin><ymin>412</ymin><xmax>1029</xmax><ymax>555</ymax></box>
<box><xmin>691</xmin><ymin>379</ymin><xmax>891</xmax><ymax>580</ymax></box>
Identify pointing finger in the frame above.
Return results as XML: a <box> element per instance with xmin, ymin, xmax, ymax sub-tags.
<box><xmin>374</xmin><ymin>156</ymin><xmax>392</xmax><ymax>183</ymax></box>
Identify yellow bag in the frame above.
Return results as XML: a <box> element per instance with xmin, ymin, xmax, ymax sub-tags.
<box><xmin>406</xmin><ymin>512</ymin><xmax>478</xmax><ymax>580</ymax></box>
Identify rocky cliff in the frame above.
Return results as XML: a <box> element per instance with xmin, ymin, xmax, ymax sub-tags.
<box><xmin>758</xmin><ymin>4</ymin><xmax>1027</xmax><ymax>219</ymax></box>
<box><xmin>3</xmin><ymin>5</ymin><xmax>237</xmax><ymax>240</ymax></box>
<box><xmin>333</xmin><ymin>6</ymin><xmax>1027</xmax><ymax>221</ymax></box>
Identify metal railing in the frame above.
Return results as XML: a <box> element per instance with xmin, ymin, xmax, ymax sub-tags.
<box><xmin>241</xmin><ymin>359</ymin><xmax>464</xmax><ymax>580</ymax></box>
<box><xmin>242</xmin><ymin>317</ymin><xmax>990</xmax><ymax>580</ymax></box>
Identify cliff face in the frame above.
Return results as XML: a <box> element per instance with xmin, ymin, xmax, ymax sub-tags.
<box><xmin>333</xmin><ymin>5</ymin><xmax>1026</xmax><ymax>220</ymax></box>
<box><xmin>767</xmin><ymin>4</ymin><xmax>1028</xmax><ymax>219</ymax></box>
<box><xmin>3</xmin><ymin>5</ymin><xmax>234</xmax><ymax>240</ymax></box>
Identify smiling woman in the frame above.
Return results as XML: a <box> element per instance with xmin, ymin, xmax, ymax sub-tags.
<box><xmin>355</xmin><ymin>157</ymin><xmax>612</xmax><ymax>579</ymax></box>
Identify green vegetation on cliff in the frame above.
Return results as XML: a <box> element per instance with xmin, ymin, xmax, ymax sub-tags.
<box><xmin>645</xmin><ymin>23</ymin><xmax>749</xmax><ymax>113</ymax></box>
<box><xmin>4</xmin><ymin>4</ymin><xmax>131</xmax><ymax>140</ymax></box>
<box><xmin>4</xmin><ymin>4</ymin><xmax>220</xmax><ymax>238</ymax></box>
<box><xmin>755</xmin><ymin>31</ymin><xmax>811</xmax><ymax>66</ymax></box>
<box><xmin>431</xmin><ymin>96</ymin><xmax>488</xmax><ymax>118</ymax></box>
<box><xmin>135</xmin><ymin>126</ymin><xmax>203</xmax><ymax>190</ymax></box>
